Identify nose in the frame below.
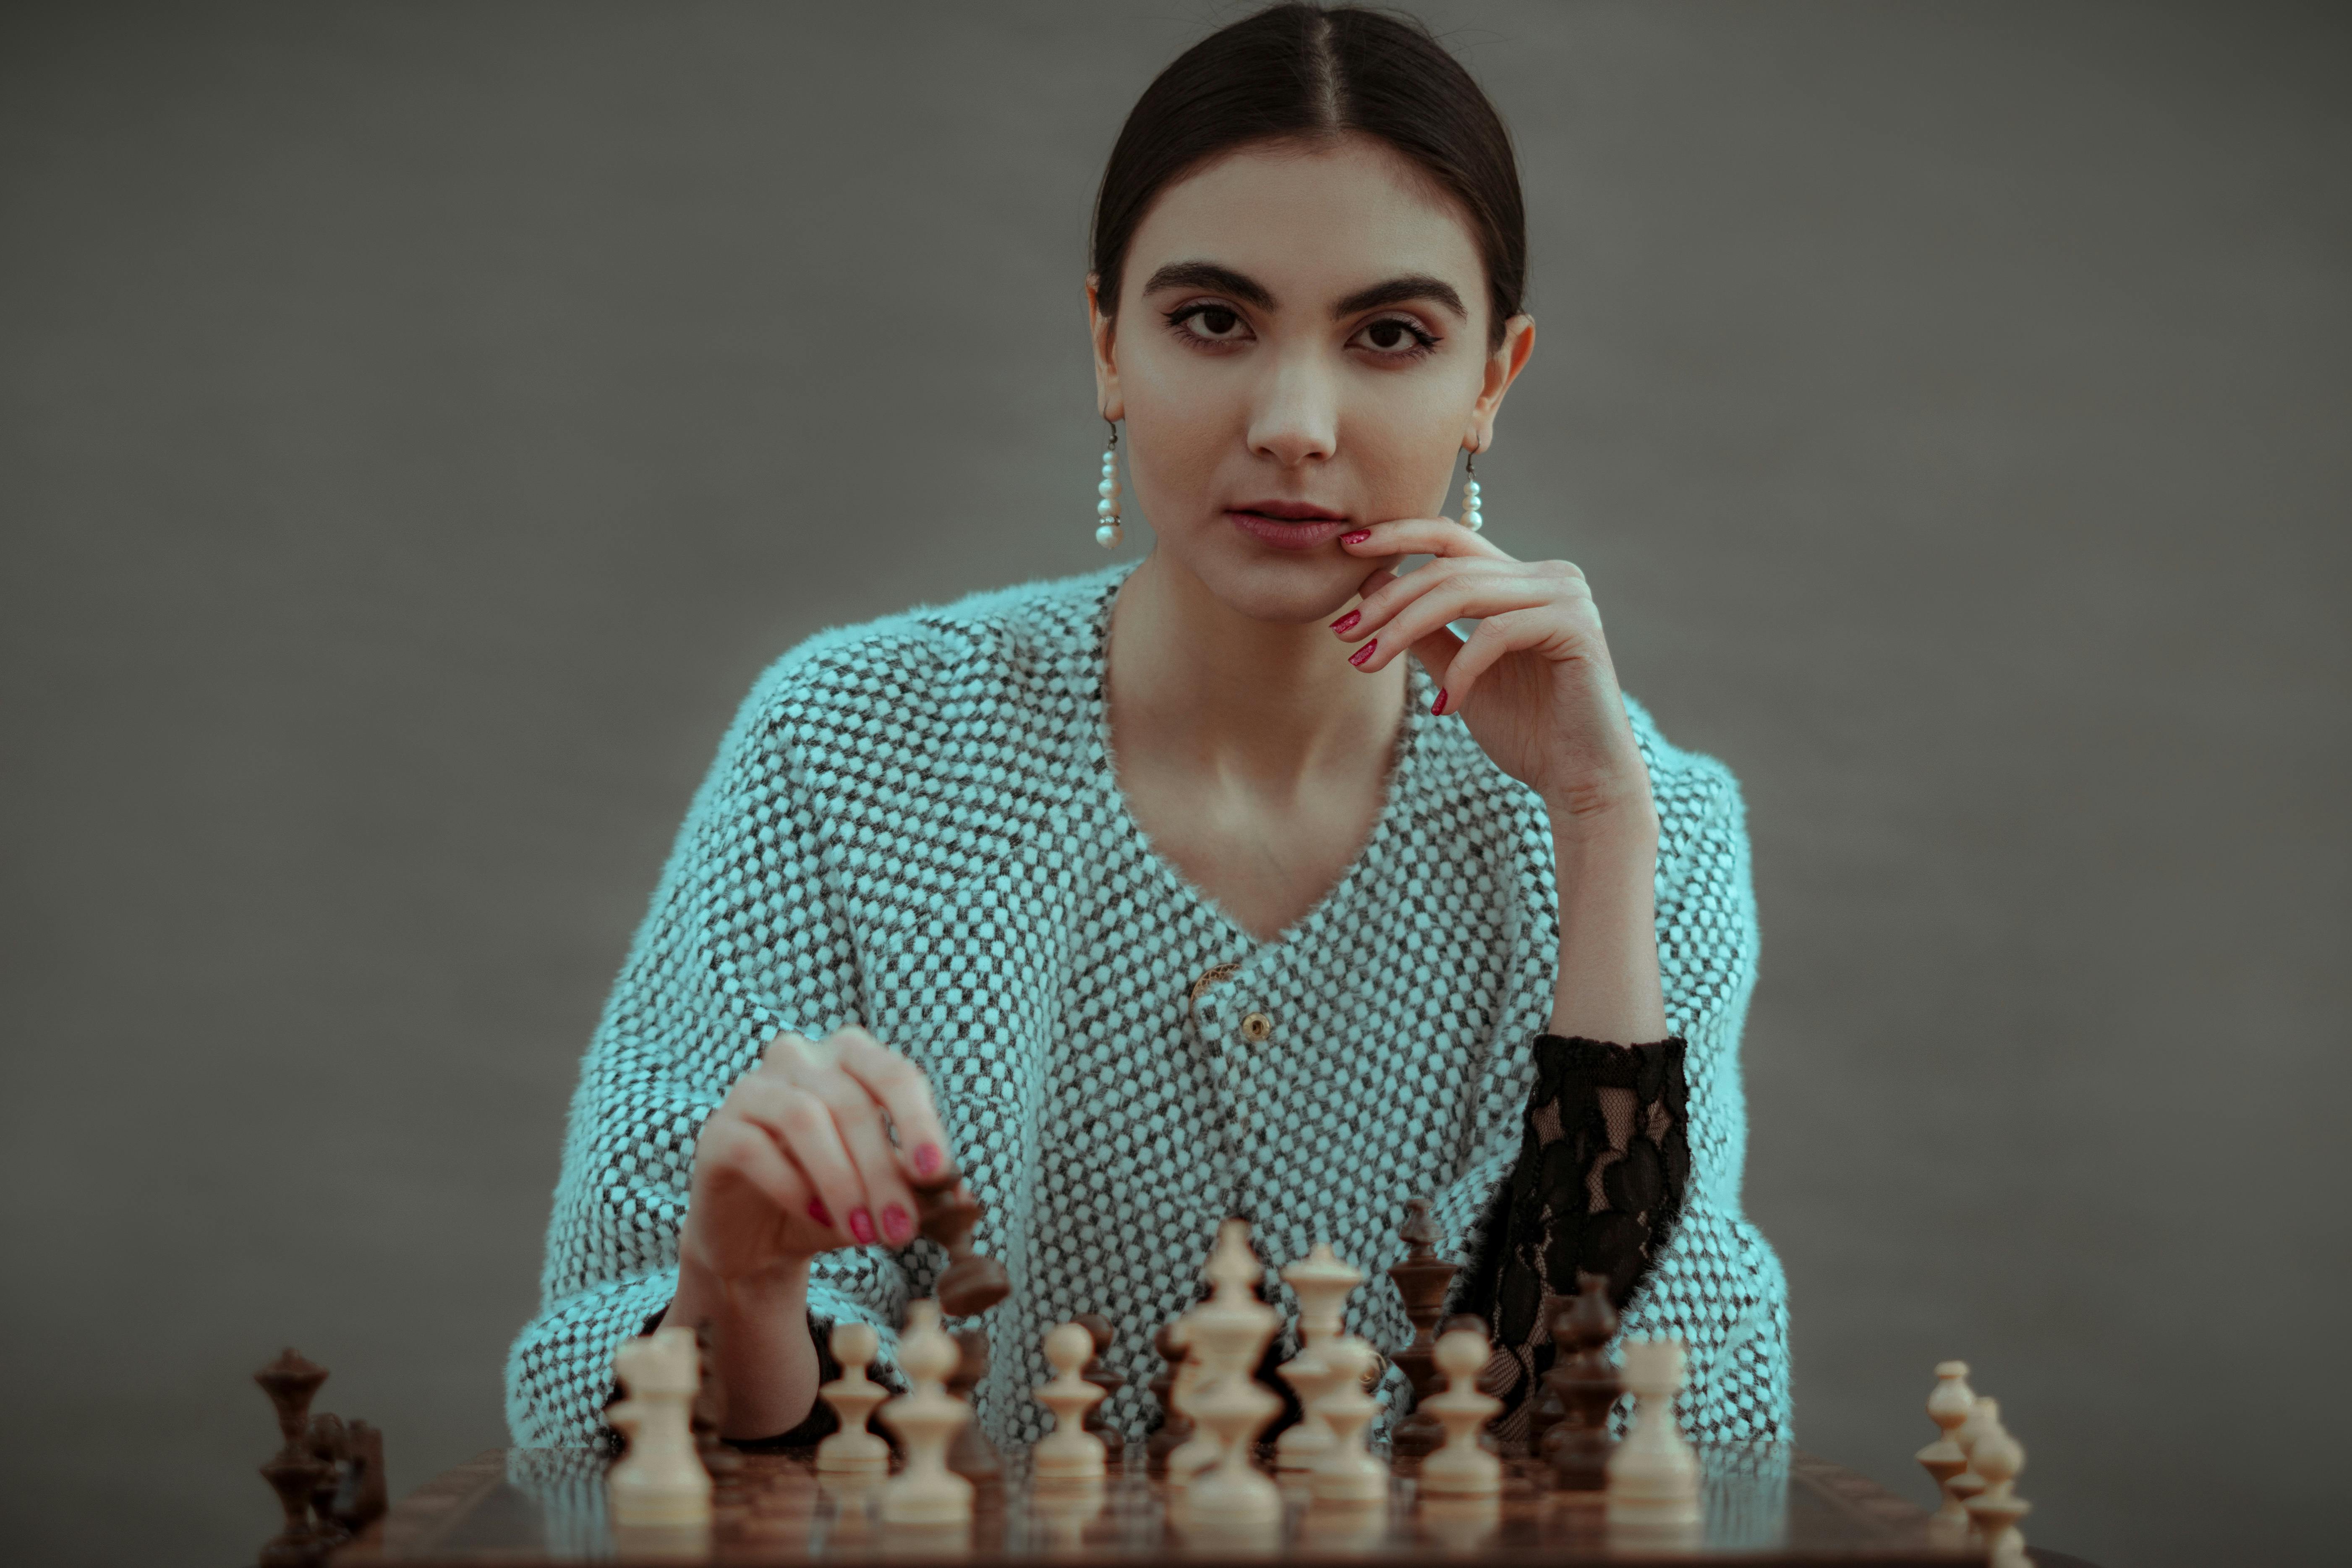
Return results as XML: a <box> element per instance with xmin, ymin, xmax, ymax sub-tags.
<box><xmin>1245</xmin><ymin>346</ymin><xmax>1338</xmax><ymax>468</ymax></box>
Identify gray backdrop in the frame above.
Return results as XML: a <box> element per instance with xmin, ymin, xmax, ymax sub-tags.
<box><xmin>3</xmin><ymin>3</ymin><xmax>2344</xmax><ymax>1564</ymax></box>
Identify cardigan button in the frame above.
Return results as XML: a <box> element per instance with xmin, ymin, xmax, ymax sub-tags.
<box><xmin>1239</xmin><ymin>1011</ymin><xmax>1273</xmax><ymax>1044</ymax></box>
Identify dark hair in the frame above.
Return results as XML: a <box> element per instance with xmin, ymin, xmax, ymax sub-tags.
<box><xmin>1091</xmin><ymin>3</ymin><xmax>1526</xmax><ymax>349</ymax></box>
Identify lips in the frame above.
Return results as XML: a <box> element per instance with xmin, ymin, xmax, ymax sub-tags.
<box><xmin>1226</xmin><ymin>500</ymin><xmax>1351</xmax><ymax>551</ymax></box>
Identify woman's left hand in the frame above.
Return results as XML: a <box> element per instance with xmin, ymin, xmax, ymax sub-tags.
<box><xmin>1332</xmin><ymin>520</ymin><xmax>1656</xmax><ymax>835</ymax></box>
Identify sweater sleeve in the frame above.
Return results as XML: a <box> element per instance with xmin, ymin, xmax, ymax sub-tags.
<box><xmin>1414</xmin><ymin>711</ymin><xmax>1791</xmax><ymax>1448</ymax></box>
<box><xmin>503</xmin><ymin>666</ymin><xmax>911</xmax><ymax>1448</ymax></box>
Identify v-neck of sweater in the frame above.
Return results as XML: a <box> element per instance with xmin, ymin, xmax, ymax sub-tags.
<box><xmin>1069</xmin><ymin>564</ymin><xmax>1439</xmax><ymax>977</ymax></box>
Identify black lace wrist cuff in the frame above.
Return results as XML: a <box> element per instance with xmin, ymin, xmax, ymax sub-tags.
<box><xmin>1456</xmin><ymin>1033</ymin><xmax>1691</xmax><ymax>1422</ymax></box>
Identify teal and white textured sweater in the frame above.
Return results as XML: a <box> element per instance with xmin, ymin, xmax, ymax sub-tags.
<box><xmin>506</xmin><ymin>563</ymin><xmax>1790</xmax><ymax>1450</ymax></box>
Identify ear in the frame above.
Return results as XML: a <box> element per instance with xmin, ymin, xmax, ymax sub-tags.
<box><xmin>1087</xmin><ymin>275</ymin><xmax>1125</xmax><ymax>423</ymax></box>
<box><xmin>1465</xmin><ymin>313</ymin><xmax>1536</xmax><ymax>455</ymax></box>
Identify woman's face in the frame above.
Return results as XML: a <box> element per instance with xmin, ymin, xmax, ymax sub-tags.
<box><xmin>1092</xmin><ymin>133</ymin><xmax>1532</xmax><ymax>625</ymax></box>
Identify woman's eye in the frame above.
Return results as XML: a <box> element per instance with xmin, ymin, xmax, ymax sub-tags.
<box><xmin>1353</xmin><ymin>316</ymin><xmax>1437</xmax><ymax>356</ymax></box>
<box><xmin>1176</xmin><ymin>305</ymin><xmax>1246</xmax><ymax>341</ymax></box>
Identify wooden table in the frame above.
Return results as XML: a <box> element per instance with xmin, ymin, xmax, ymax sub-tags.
<box><xmin>326</xmin><ymin>1445</ymin><xmax>2094</xmax><ymax>1565</ymax></box>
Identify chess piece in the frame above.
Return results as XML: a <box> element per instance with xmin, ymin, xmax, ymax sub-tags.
<box><xmin>1914</xmin><ymin>1361</ymin><xmax>1975</xmax><ymax>1534</ymax></box>
<box><xmin>1145</xmin><ymin>1319</ymin><xmax>1194</xmax><ymax>1471</ymax></box>
<box><xmin>912</xmin><ymin>1163</ymin><xmax>1009</xmax><ymax>1481</ymax></box>
<box><xmin>1182</xmin><ymin>1264</ymin><xmax>1285</xmax><ymax>1522</ymax></box>
<box><xmin>1386</xmin><ymin>1197</ymin><xmax>1459</xmax><ymax>1459</ymax></box>
<box><xmin>815</xmin><ymin>1321</ymin><xmax>891</xmax><ymax>1475</ymax></box>
<box><xmin>330</xmin><ymin>1420</ymin><xmax>387</xmax><ymax>1531</ymax></box>
<box><xmin>1074</xmin><ymin>1312</ymin><xmax>1126</xmax><ymax>1461</ymax></box>
<box><xmin>878</xmin><ymin>1300</ymin><xmax>975</xmax><ymax>1525</ymax></box>
<box><xmin>1166</xmin><ymin>1221</ymin><xmax>1265</xmax><ymax>1485</ymax></box>
<box><xmin>944</xmin><ymin>1328</ymin><xmax>1002</xmax><ymax>1479</ymax></box>
<box><xmin>1605</xmin><ymin>1338</ymin><xmax>1700</xmax><ymax>1530</ymax></box>
<box><xmin>254</xmin><ymin>1348</ymin><xmax>331</xmax><ymax>1568</ymax></box>
<box><xmin>304</xmin><ymin>1413</ymin><xmax>350</xmax><ymax>1548</ymax></box>
<box><xmin>1276</xmin><ymin>1241</ymin><xmax>1364</xmax><ymax>1471</ymax></box>
<box><xmin>1032</xmin><ymin>1321</ymin><xmax>1109</xmax><ymax>1481</ymax></box>
<box><xmin>1542</xmin><ymin>1270</ymin><xmax>1623</xmax><ymax>1491</ymax></box>
<box><xmin>607</xmin><ymin>1325</ymin><xmax>713</xmax><ymax>1527</ymax></box>
<box><xmin>1416</xmin><ymin>1322</ymin><xmax>1503</xmax><ymax>1499</ymax></box>
<box><xmin>1946</xmin><ymin>1394</ymin><xmax>1999</xmax><ymax>1516</ymax></box>
<box><xmin>1308</xmin><ymin>1334</ymin><xmax>1387</xmax><ymax>1506</ymax></box>
<box><xmin>688</xmin><ymin>1322</ymin><xmax>742</xmax><ymax>1476</ymax></box>
<box><xmin>1962</xmin><ymin>1403</ymin><xmax>2032</xmax><ymax>1566</ymax></box>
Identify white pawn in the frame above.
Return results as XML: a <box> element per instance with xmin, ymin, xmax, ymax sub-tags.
<box><xmin>1276</xmin><ymin>1242</ymin><xmax>1363</xmax><ymax>1472</ymax></box>
<box><xmin>1308</xmin><ymin>1334</ymin><xmax>1387</xmax><ymax>1507</ymax></box>
<box><xmin>1416</xmin><ymin>1325</ymin><xmax>1502</xmax><ymax>1500</ymax></box>
<box><xmin>815</xmin><ymin>1321</ymin><xmax>891</xmax><ymax>1475</ymax></box>
<box><xmin>1963</xmin><ymin>1404</ymin><xmax>2032</xmax><ymax>1566</ymax></box>
<box><xmin>607</xmin><ymin>1325</ymin><xmax>712</xmax><ymax>1527</ymax></box>
<box><xmin>1032</xmin><ymin>1322</ymin><xmax>1108</xmax><ymax>1481</ymax></box>
<box><xmin>877</xmin><ymin>1301</ymin><xmax>973</xmax><ymax>1526</ymax></box>
<box><xmin>1914</xmin><ymin>1361</ymin><xmax>1975</xmax><ymax>1532</ymax></box>
<box><xmin>1606</xmin><ymin>1338</ymin><xmax>1700</xmax><ymax>1530</ymax></box>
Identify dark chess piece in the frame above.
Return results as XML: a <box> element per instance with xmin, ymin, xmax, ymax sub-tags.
<box><xmin>944</xmin><ymin>1328</ymin><xmax>1003</xmax><ymax>1479</ymax></box>
<box><xmin>254</xmin><ymin>1349</ymin><xmax>331</xmax><ymax>1568</ymax></box>
<box><xmin>911</xmin><ymin>1162</ymin><xmax>1011</xmax><ymax>1480</ymax></box>
<box><xmin>1074</xmin><ymin>1312</ymin><xmax>1126</xmax><ymax>1461</ymax></box>
<box><xmin>688</xmin><ymin>1322</ymin><xmax>742</xmax><ymax>1476</ymax></box>
<box><xmin>1541</xmin><ymin>1270</ymin><xmax>1623</xmax><ymax>1491</ymax></box>
<box><xmin>305</xmin><ymin>1413</ymin><xmax>350</xmax><ymax>1550</ymax></box>
<box><xmin>1143</xmin><ymin>1320</ymin><xmax>1193</xmax><ymax>1472</ymax></box>
<box><xmin>331</xmin><ymin>1421</ymin><xmax>389</xmax><ymax>1532</ymax></box>
<box><xmin>1386</xmin><ymin>1195</ymin><xmax>1460</xmax><ymax>1459</ymax></box>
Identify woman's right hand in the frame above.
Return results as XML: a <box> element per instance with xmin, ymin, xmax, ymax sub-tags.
<box><xmin>679</xmin><ymin>1027</ymin><xmax>953</xmax><ymax>1284</ymax></box>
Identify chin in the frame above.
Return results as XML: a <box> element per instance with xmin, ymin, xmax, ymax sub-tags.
<box><xmin>1187</xmin><ymin>545</ymin><xmax>1364</xmax><ymax>625</ymax></box>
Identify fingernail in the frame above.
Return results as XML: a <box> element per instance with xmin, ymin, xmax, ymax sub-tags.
<box><xmin>1432</xmin><ymin>687</ymin><xmax>1448</xmax><ymax>715</ymax></box>
<box><xmin>1348</xmin><ymin>639</ymin><xmax>1377</xmax><ymax>667</ymax></box>
<box><xmin>849</xmin><ymin>1208</ymin><xmax>877</xmax><ymax>1244</ymax></box>
<box><xmin>807</xmin><ymin>1198</ymin><xmax>833</xmax><ymax>1228</ymax></box>
<box><xmin>1340</xmin><ymin>529</ymin><xmax>1371</xmax><ymax>546</ymax></box>
<box><xmin>1329</xmin><ymin>610</ymin><xmax>1360</xmax><ymax>634</ymax></box>
<box><xmin>913</xmin><ymin>1142</ymin><xmax>943</xmax><ymax>1177</ymax></box>
<box><xmin>882</xmin><ymin>1203</ymin><xmax>912</xmax><ymax>1245</ymax></box>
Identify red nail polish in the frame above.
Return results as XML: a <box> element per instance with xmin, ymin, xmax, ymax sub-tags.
<box><xmin>1329</xmin><ymin>610</ymin><xmax>1360</xmax><ymax>634</ymax></box>
<box><xmin>913</xmin><ymin>1142</ymin><xmax>943</xmax><ymax>1177</ymax></box>
<box><xmin>849</xmin><ymin>1208</ymin><xmax>877</xmax><ymax>1244</ymax></box>
<box><xmin>882</xmin><ymin>1203</ymin><xmax>912</xmax><ymax>1245</ymax></box>
<box><xmin>1340</xmin><ymin>529</ymin><xmax>1371</xmax><ymax>545</ymax></box>
<box><xmin>1348</xmin><ymin>639</ymin><xmax>1377</xmax><ymax>667</ymax></box>
<box><xmin>807</xmin><ymin>1198</ymin><xmax>833</xmax><ymax>1228</ymax></box>
<box><xmin>1432</xmin><ymin>688</ymin><xmax>1449</xmax><ymax>715</ymax></box>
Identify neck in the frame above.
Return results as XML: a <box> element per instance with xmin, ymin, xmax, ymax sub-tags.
<box><xmin>1105</xmin><ymin>549</ymin><xmax>1405</xmax><ymax>792</ymax></box>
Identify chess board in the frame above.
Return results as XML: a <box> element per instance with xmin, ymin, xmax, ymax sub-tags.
<box><xmin>324</xmin><ymin>1444</ymin><xmax>2051</xmax><ymax>1565</ymax></box>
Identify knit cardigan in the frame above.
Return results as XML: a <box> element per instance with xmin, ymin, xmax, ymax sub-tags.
<box><xmin>505</xmin><ymin>562</ymin><xmax>1791</xmax><ymax>1451</ymax></box>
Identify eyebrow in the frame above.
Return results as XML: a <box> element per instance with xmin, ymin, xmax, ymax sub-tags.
<box><xmin>1332</xmin><ymin>273</ymin><xmax>1468</xmax><ymax>320</ymax></box>
<box><xmin>1139</xmin><ymin>261</ymin><xmax>1275</xmax><ymax>310</ymax></box>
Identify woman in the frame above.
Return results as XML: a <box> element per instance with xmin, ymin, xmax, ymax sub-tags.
<box><xmin>507</xmin><ymin>3</ymin><xmax>1790</xmax><ymax>1454</ymax></box>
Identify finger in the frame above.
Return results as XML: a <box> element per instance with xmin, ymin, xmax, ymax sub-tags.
<box><xmin>1408</xmin><ymin>622</ymin><xmax>1466</xmax><ymax>704</ymax></box>
<box><xmin>796</xmin><ymin>1068</ymin><xmax>922</xmax><ymax>1249</ymax></box>
<box><xmin>1332</xmin><ymin>557</ymin><xmax>1542</xmax><ymax>643</ymax></box>
<box><xmin>1340</xmin><ymin>573</ymin><xmax>1563</xmax><ymax>674</ymax></box>
<box><xmin>1339</xmin><ymin>518</ymin><xmax>1514</xmax><ymax>562</ymax></box>
<box><xmin>698</xmin><ymin>1118</ymin><xmax>815</xmax><ymax>1233</ymax></box>
<box><xmin>726</xmin><ymin>1078</ymin><xmax>860</xmax><ymax>1241</ymax></box>
<box><xmin>1439</xmin><ymin>608</ymin><xmax>1566</xmax><ymax>711</ymax></box>
<box><xmin>828</xmin><ymin>1028</ymin><xmax>955</xmax><ymax>1184</ymax></box>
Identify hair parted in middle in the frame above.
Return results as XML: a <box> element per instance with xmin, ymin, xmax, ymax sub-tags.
<box><xmin>1090</xmin><ymin>3</ymin><xmax>1528</xmax><ymax>350</ymax></box>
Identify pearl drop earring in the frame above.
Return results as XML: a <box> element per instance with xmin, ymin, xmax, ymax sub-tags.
<box><xmin>1096</xmin><ymin>423</ymin><xmax>1123</xmax><ymax>549</ymax></box>
<box><xmin>1460</xmin><ymin>448</ymin><xmax>1484</xmax><ymax>532</ymax></box>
